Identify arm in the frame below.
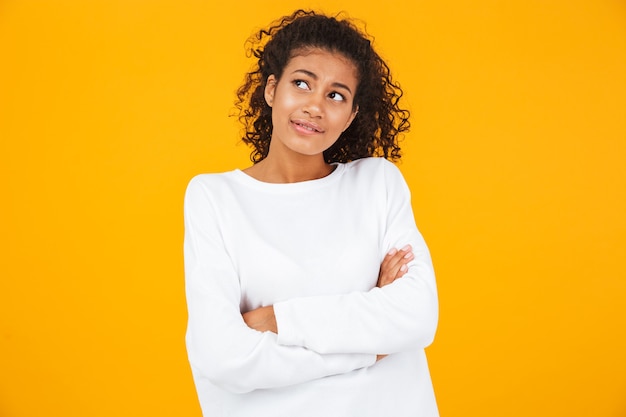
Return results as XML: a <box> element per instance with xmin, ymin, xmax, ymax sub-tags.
<box><xmin>272</xmin><ymin>162</ymin><xmax>438</xmax><ymax>355</ymax></box>
<box><xmin>243</xmin><ymin>245</ymin><xmax>415</xmax><ymax>333</ymax></box>
<box><xmin>184</xmin><ymin>177</ymin><xmax>376</xmax><ymax>394</ymax></box>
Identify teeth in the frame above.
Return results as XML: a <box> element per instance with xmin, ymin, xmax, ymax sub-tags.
<box><xmin>297</xmin><ymin>122</ymin><xmax>316</xmax><ymax>132</ymax></box>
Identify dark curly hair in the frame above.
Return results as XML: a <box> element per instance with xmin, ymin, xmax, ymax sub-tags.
<box><xmin>235</xmin><ymin>9</ymin><xmax>410</xmax><ymax>164</ymax></box>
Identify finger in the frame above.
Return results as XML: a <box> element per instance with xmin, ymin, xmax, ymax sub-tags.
<box><xmin>384</xmin><ymin>245</ymin><xmax>413</xmax><ymax>273</ymax></box>
<box><xmin>395</xmin><ymin>251</ymin><xmax>414</xmax><ymax>278</ymax></box>
<box><xmin>378</xmin><ymin>246</ymin><xmax>413</xmax><ymax>286</ymax></box>
<box><xmin>380</xmin><ymin>249</ymin><xmax>410</xmax><ymax>279</ymax></box>
<box><xmin>384</xmin><ymin>244</ymin><xmax>411</xmax><ymax>262</ymax></box>
<box><xmin>378</xmin><ymin>265</ymin><xmax>401</xmax><ymax>287</ymax></box>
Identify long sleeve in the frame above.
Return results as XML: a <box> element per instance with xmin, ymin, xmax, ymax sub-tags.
<box><xmin>273</xmin><ymin>161</ymin><xmax>438</xmax><ymax>355</ymax></box>
<box><xmin>184</xmin><ymin>176</ymin><xmax>376</xmax><ymax>394</ymax></box>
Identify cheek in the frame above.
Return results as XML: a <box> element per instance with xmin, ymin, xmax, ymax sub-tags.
<box><xmin>332</xmin><ymin>110</ymin><xmax>355</xmax><ymax>130</ymax></box>
<box><xmin>271</xmin><ymin>95</ymin><xmax>297</xmax><ymax>119</ymax></box>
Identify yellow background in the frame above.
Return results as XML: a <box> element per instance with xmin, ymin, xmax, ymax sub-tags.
<box><xmin>1</xmin><ymin>0</ymin><xmax>625</xmax><ymax>416</ymax></box>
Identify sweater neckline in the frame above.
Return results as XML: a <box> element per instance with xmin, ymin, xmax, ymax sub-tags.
<box><xmin>231</xmin><ymin>163</ymin><xmax>345</xmax><ymax>192</ymax></box>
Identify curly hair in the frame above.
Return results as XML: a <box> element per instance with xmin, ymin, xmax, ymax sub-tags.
<box><xmin>235</xmin><ymin>9</ymin><xmax>410</xmax><ymax>164</ymax></box>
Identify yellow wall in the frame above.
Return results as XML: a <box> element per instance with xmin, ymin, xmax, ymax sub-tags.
<box><xmin>1</xmin><ymin>1</ymin><xmax>625</xmax><ymax>416</ymax></box>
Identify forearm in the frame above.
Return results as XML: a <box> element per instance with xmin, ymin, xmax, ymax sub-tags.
<box><xmin>272</xmin><ymin>238</ymin><xmax>438</xmax><ymax>355</ymax></box>
<box><xmin>242</xmin><ymin>305</ymin><xmax>277</xmax><ymax>333</ymax></box>
<box><xmin>243</xmin><ymin>246</ymin><xmax>418</xmax><ymax>354</ymax></box>
<box><xmin>187</xmin><ymin>316</ymin><xmax>375</xmax><ymax>393</ymax></box>
<box><xmin>185</xmin><ymin>179</ymin><xmax>377</xmax><ymax>394</ymax></box>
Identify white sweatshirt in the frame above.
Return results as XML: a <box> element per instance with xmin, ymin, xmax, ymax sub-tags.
<box><xmin>184</xmin><ymin>157</ymin><xmax>439</xmax><ymax>416</ymax></box>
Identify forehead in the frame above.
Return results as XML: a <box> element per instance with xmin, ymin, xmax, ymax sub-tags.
<box><xmin>285</xmin><ymin>47</ymin><xmax>359</xmax><ymax>84</ymax></box>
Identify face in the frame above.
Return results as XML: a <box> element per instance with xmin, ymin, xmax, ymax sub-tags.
<box><xmin>264</xmin><ymin>48</ymin><xmax>359</xmax><ymax>161</ymax></box>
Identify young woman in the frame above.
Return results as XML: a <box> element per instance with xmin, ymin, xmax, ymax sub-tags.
<box><xmin>184</xmin><ymin>10</ymin><xmax>439</xmax><ymax>416</ymax></box>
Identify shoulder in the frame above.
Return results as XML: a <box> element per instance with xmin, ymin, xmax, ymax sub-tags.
<box><xmin>343</xmin><ymin>157</ymin><xmax>406</xmax><ymax>184</ymax></box>
<box><xmin>345</xmin><ymin>156</ymin><xmax>399</xmax><ymax>171</ymax></box>
<box><xmin>184</xmin><ymin>171</ymin><xmax>240</xmax><ymax>204</ymax></box>
<box><xmin>343</xmin><ymin>158</ymin><xmax>412</xmax><ymax>204</ymax></box>
<box><xmin>186</xmin><ymin>170</ymin><xmax>239</xmax><ymax>189</ymax></box>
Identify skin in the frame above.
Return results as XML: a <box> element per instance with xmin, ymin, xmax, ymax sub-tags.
<box><xmin>242</xmin><ymin>245</ymin><xmax>414</xmax><ymax>361</ymax></box>
<box><xmin>241</xmin><ymin>47</ymin><xmax>413</xmax><ymax>360</ymax></box>
<box><xmin>242</xmin><ymin>245</ymin><xmax>414</xmax><ymax>333</ymax></box>
<box><xmin>244</xmin><ymin>47</ymin><xmax>358</xmax><ymax>184</ymax></box>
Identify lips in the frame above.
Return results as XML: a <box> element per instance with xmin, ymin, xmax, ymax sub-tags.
<box><xmin>291</xmin><ymin>119</ymin><xmax>324</xmax><ymax>134</ymax></box>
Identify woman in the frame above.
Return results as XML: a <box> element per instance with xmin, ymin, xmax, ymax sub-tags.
<box><xmin>184</xmin><ymin>10</ymin><xmax>439</xmax><ymax>416</ymax></box>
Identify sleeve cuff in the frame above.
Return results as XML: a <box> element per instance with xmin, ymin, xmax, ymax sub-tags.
<box><xmin>273</xmin><ymin>300</ymin><xmax>301</xmax><ymax>347</ymax></box>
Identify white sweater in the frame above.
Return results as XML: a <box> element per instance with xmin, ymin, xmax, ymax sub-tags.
<box><xmin>184</xmin><ymin>157</ymin><xmax>439</xmax><ymax>416</ymax></box>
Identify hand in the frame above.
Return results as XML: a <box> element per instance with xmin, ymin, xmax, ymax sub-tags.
<box><xmin>377</xmin><ymin>244</ymin><xmax>413</xmax><ymax>288</ymax></box>
<box><xmin>242</xmin><ymin>305</ymin><xmax>277</xmax><ymax>333</ymax></box>
<box><xmin>375</xmin><ymin>244</ymin><xmax>413</xmax><ymax>362</ymax></box>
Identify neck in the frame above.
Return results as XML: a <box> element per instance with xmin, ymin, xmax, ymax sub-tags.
<box><xmin>244</xmin><ymin>153</ymin><xmax>334</xmax><ymax>184</ymax></box>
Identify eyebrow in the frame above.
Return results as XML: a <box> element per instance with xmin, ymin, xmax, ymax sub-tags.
<box><xmin>291</xmin><ymin>69</ymin><xmax>354</xmax><ymax>95</ymax></box>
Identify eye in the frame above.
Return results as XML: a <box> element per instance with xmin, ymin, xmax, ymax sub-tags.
<box><xmin>293</xmin><ymin>79</ymin><xmax>310</xmax><ymax>90</ymax></box>
<box><xmin>328</xmin><ymin>91</ymin><xmax>346</xmax><ymax>102</ymax></box>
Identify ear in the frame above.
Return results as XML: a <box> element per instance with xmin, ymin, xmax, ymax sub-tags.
<box><xmin>343</xmin><ymin>105</ymin><xmax>359</xmax><ymax>132</ymax></box>
<box><xmin>264</xmin><ymin>75</ymin><xmax>277</xmax><ymax>107</ymax></box>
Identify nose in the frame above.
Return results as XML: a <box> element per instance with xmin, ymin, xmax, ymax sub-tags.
<box><xmin>302</xmin><ymin>92</ymin><xmax>324</xmax><ymax>118</ymax></box>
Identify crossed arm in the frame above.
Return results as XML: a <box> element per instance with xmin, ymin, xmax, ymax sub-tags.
<box><xmin>185</xmin><ymin>162</ymin><xmax>437</xmax><ymax>393</ymax></box>
<box><xmin>242</xmin><ymin>244</ymin><xmax>415</xmax><ymax>360</ymax></box>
